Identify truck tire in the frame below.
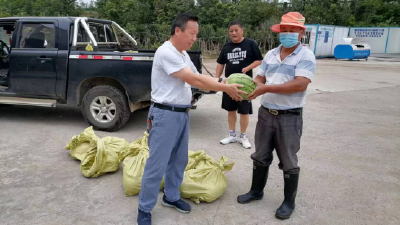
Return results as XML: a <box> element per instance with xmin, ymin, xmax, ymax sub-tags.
<box><xmin>81</xmin><ymin>85</ymin><xmax>130</xmax><ymax>132</ymax></box>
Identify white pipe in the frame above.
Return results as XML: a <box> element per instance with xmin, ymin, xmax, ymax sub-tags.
<box><xmin>104</xmin><ymin>24</ymin><xmax>108</xmax><ymax>42</ymax></box>
<box><xmin>72</xmin><ymin>17</ymin><xmax>82</xmax><ymax>47</ymax></box>
<box><xmin>81</xmin><ymin>17</ymin><xmax>98</xmax><ymax>47</ymax></box>
<box><xmin>111</xmin><ymin>24</ymin><xmax>120</xmax><ymax>47</ymax></box>
<box><xmin>112</xmin><ymin>21</ymin><xmax>137</xmax><ymax>46</ymax></box>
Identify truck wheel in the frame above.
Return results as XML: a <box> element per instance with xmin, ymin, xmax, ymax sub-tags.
<box><xmin>81</xmin><ymin>85</ymin><xmax>130</xmax><ymax>132</ymax></box>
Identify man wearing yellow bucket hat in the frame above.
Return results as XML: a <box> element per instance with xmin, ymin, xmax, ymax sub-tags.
<box><xmin>237</xmin><ymin>12</ymin><xmax>316</xmax><ymax>220</ymax></box>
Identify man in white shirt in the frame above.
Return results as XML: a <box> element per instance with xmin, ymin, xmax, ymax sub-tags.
<box><xmin>137</xmin><ymin>13</ymin><xmax>245</xmax><ymax>225</ymax></box>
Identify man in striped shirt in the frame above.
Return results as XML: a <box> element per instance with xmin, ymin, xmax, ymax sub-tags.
<box><xmin>237</xmin><ymin>12</ymin><xmax>316</xmax><ymax>220</ymax></box>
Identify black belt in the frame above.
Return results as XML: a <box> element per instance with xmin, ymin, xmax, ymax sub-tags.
<box><xmin>153</xmin><ymin>103</ymin><xmax>190</xmax><ymax>113</ymax></box>
<box><xmin>262</xmin><ymin>106</ymin><xmax>302</xmax><ymax>116</ymax></box>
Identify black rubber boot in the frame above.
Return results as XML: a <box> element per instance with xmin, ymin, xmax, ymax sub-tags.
<box><xmin>237</xmin><ymin>163</ymin><xmax>269</xmax><ymax>204</ymax></box>
<box><xmin>275</xmin><ymin>170</ymin><xmax>299</xmax><ymax>220</ymax></box>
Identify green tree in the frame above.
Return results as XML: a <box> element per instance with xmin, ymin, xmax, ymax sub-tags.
<box><xmin>1</xmin><ymin>0</ymin><xmax>398</xmax><ymax>55</ymax></box>
<box><xmin>0</xmin><ymin>0</ymin><xmax>83</xmax><ymax>17</ymax></box>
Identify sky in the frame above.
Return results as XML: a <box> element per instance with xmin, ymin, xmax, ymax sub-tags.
<box><xmin>79</xmin><ymin>0</ymin><xmax>92</xmax><ymax>4</ymax></box>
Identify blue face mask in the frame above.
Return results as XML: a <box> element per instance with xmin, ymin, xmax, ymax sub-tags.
<box><xmin>279</xmin><ymin>32</ymin><xmax>299</xmax><ymax>48</ymax></box>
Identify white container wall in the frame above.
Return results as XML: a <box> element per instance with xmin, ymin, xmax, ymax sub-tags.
<box><xmin>386</xmin><ymin>28</ymin><xmax>400</xmax><ymax>54</ymax></box>
<box><xmin>331</xmin><ymin>27</ymin><xmax>350</xmax><ymax>55</ymax></box>
<box><xmin>303</xmin><ymin>25</ymin><xmax>399</xmax><ymax>55</ymax></box>
<box><xmin>304</xmin><ymin>25</ymin><xmax>349</xmax><ymax>57</ymax></box>
<box><xmin>303</xmin><ymin>25</ymin><xmax>318</xmax><ymax>53</ymax></box>
<box><xmin>315</xmin><ymin>25</ymin><xmax>335</xmax><ymax>57</ymax></box>
<box><xmin>349</xmin><ymin>28</ymin><xmax>389</xmax><ymax>53</ymax></box>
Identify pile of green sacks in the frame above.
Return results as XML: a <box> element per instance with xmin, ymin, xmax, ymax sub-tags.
<box><xmin>65</xmin><ymin>127</ymin><xmax>234</xmax><ymax>203</ymax></box>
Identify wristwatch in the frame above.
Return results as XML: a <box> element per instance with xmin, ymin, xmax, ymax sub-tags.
<box><xmin>218</xmin><ymin>78</ymin><xmax>223</xmax><ymax>83</ymax></box>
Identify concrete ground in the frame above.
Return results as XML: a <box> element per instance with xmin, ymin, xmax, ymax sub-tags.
<box><xmin>1</xmin><ymin>57</ymin><xmax>399</xmax><ymax>225</ymax></box>
<box><xmin>371</xmin><ymin>54</ymin><xmax>400</xmax><ymax>62</ymax></box>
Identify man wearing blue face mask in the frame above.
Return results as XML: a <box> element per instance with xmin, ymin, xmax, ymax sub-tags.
<box><xmin>237</xmin><ymin>12</ymin><xmax>316</xmax><ymax>220</ymax></box>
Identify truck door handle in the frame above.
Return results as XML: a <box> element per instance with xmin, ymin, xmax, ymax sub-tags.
<box><xmin>36</xmin><ymin>56</ymin><xmax>52</xmax><ymax>63</ymax></box>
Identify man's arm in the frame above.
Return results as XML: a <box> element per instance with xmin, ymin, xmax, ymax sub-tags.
<box><xmin>216</xmin><ymin>63</ymin><xmax>225</xmax><ymax>78</ymax></box>
<box><xmin>216</xmin><ymin>45</ymin><xmax>226</xmax><ymax>78</ymax></box>
<box><xmin>243</xmin><ymin>40</ymin><xmax>264</xmax><ymax>74</ymax></box>
<box><xmin>248</xmin><ymin>77</ymin><xmax>310</xmax><ymax>100</ymax></box>
<box><xmin>250</xmin><ymin>54</ymin><xmax>268</xmax><ymax>92</ymax></box>
<box><xmin>254</xmin><ymin>75</ymin><xmax>266</xmax><ymax>84</ymax></box>
<box><xmin>173</xmin><ymin>67</ymin><xmax>246</xmax><ymax>101</ymax></box>
<box><xmin>265</xmin><ymin>77</ymin><xmax>310</xmax><ymax>94</ymax></box>
<box><xmin>242</xmin><ymin>60</ymin><xmax>262</xmax><ymax>74</ymax></box>
<box><xmin>248</xmin><ymin>52</ymin><xmax>316</xmax><ymax>100</ymax></box>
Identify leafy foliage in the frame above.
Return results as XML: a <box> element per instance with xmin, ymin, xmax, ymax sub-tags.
<box><xmin>1</xmin><ymin>0</ymin><xmax>399</xmax><ymax>55</ymax></box>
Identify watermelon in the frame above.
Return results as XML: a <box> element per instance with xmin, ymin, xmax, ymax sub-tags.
<box><xmin>226</xmin><ymin>73</ymin><xmax>256</xmax><ymax>100</ymax></box>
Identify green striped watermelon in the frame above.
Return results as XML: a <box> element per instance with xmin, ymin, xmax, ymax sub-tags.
<box><xmin>226</xmin><ymin>73</ymin><xmax>256</xmax><ymax>100</ymax></box>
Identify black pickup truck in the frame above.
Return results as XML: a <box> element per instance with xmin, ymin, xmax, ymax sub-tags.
<box><xmin>0</xmin><ymin>17</ymin><xmax>207</xmax><ymax>131</ymax></box>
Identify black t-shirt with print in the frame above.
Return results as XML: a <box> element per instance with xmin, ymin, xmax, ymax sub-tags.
<box><xmin>217</xmin><ymin>38</ymin><xmax>263</xmax><ymax>78</ymax></box>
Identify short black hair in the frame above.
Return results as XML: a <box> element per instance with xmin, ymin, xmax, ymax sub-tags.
<box><xmin>229</xmin><ymin>20</ymin><xmax>243</xmax><ymax>28</ymax></box>
<box><xmin>171</xmin><ymin>12</ymin><xmax>199</xmax><ymax>36</ymax></box>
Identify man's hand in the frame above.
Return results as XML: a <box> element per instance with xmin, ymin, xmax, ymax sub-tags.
<box><xmin>173</xmin><ymin>67</ymin><xmax>248</xmax><ymax>98</ymax></box>
<box><xmin>225</xmin><ymin>84</ymin><xmax>247</xmax><ymax>101</ymax></box>
<box><xmin>242</xmin><ymin>67</ymin><xmax>250</xmax><ymax>74</ymax></box>
<box><xmin>248</xmin><ymin>81</ymin><xmax>268</xmax><ymax>101</ymax></box>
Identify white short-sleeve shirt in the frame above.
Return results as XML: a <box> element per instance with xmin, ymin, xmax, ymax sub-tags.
<box><xmin>151</xmin><ymin>41</ymin><xmax>199</xmax><ymax>105</ymax></box>
<box><xmin>256</xmin><ymin>43</ymin><xmax>316</xmax><ymax>110</ymax></box>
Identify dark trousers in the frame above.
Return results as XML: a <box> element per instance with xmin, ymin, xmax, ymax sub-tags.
<box><xmin>251</xmin><ymin>106</ymin><xmax>303</xmax><ymax>172</ymax></box>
